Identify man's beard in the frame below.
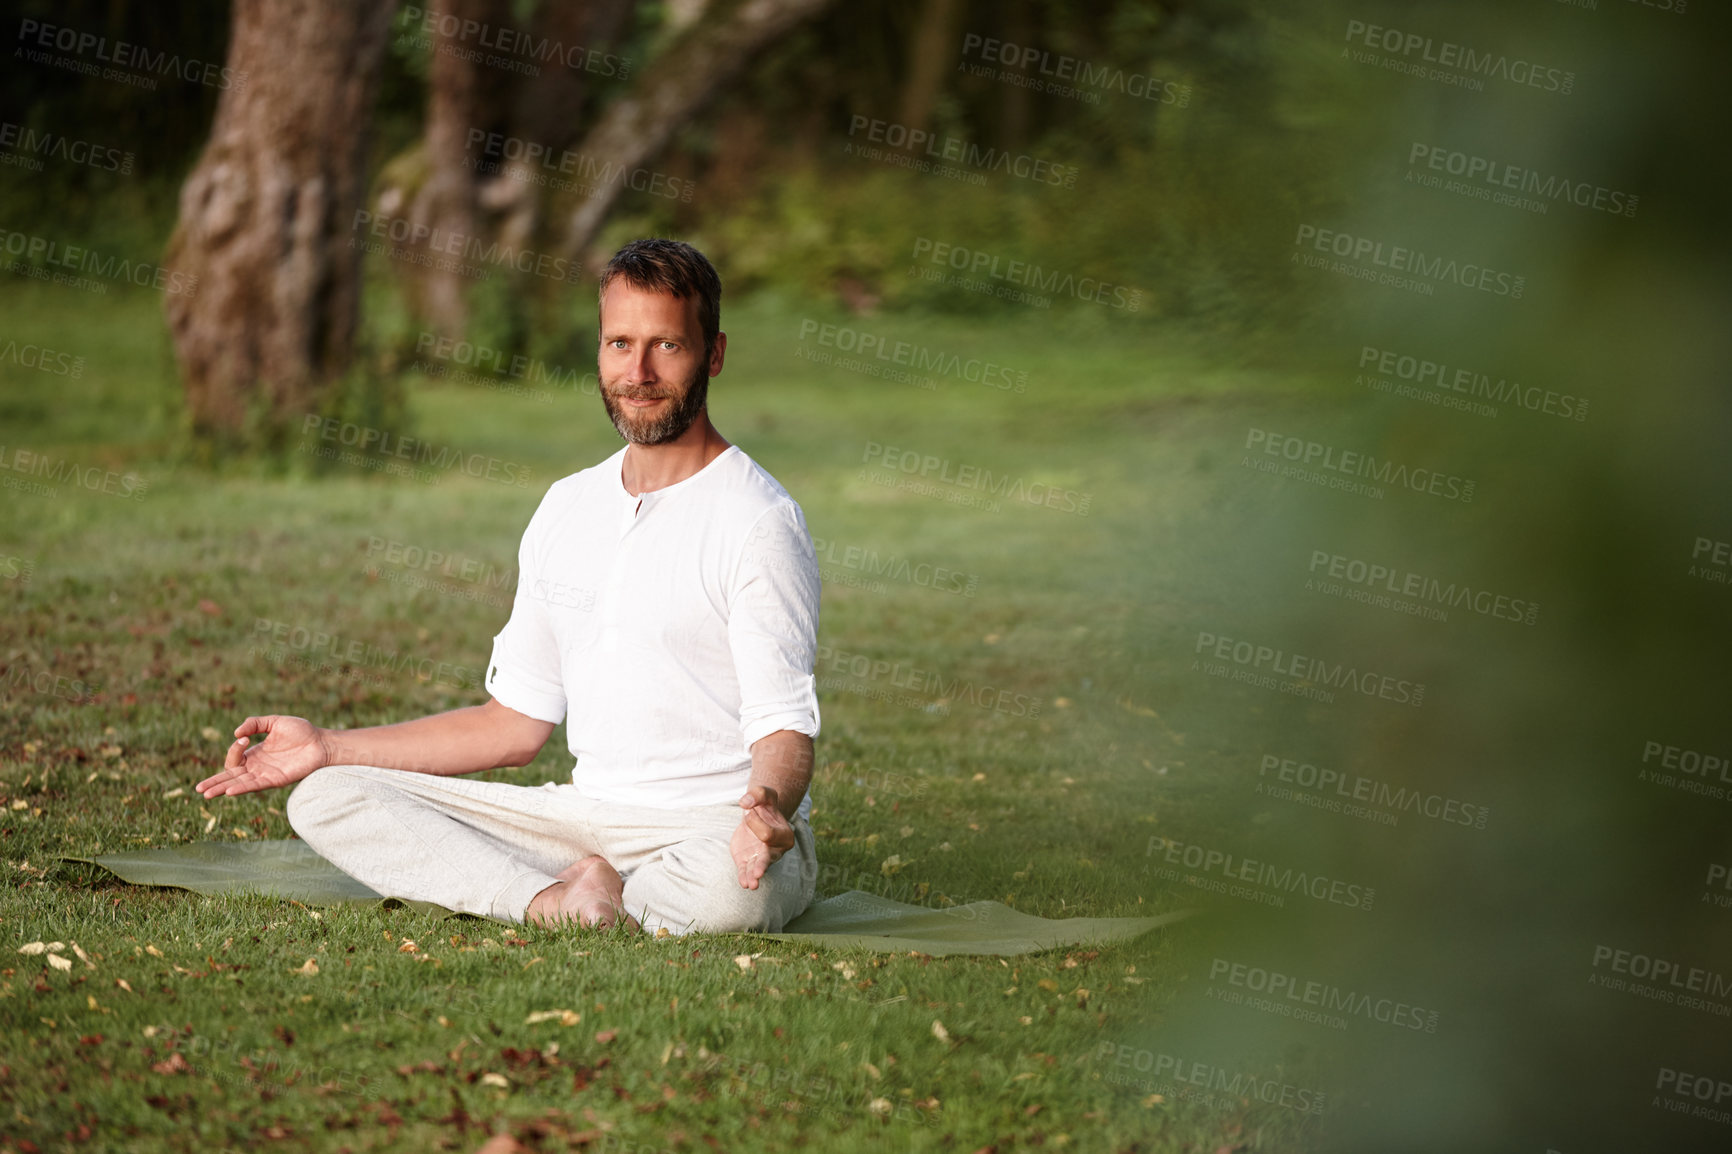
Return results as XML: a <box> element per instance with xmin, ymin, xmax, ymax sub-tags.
<box><xmin>600</xmin><ymin>362</ymin><xmax>710</xmax><ymax>446</ymax></box>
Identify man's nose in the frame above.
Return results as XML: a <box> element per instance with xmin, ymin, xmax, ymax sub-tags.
<box><xmin>624</xmin><ymin>346</ymin><xmax>657</xmax><ymax>384</ymax></box>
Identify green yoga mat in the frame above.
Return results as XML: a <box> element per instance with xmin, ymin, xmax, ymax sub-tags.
<box><xmin>68</xmin><ymin>841</ymin><xmax>1189</xmax><ymax>957</ymax></box>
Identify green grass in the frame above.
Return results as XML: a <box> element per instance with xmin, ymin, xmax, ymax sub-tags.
<box><xmin>0</xmin><ymin>283</ymin><xmax>1340</xmax><ymax>1152</ymax></box>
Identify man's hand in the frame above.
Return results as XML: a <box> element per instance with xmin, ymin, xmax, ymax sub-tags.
<box><xmin>730</xmin><ymin>784</ymin><xmax>796</xmax><ymax>890</ymax></box>
<box><xmin>195</xmin><ymin>716</ymin><xmax>331</xmax><ymax>799</ymax></box>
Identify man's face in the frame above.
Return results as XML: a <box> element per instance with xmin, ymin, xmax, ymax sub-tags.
<box><xmin>596</xmin><ymin>281</ymin><xmax>724</xmax><ymax>446</ymax></box>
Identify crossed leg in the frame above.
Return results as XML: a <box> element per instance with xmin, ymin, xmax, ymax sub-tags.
<box><xmin>285</xmin><ymin>764</ymin><xmax>816</xmax><ymax>934</ymax></box>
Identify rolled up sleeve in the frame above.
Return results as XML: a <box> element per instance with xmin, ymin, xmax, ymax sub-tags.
<box><xmin>484</xmin><ymin>511</ymin><xmax>568</xmax><ymax>725</ymax></box>
<box><xmin>729</xmin><ymin>502</ymin><xmax>821</xmax><ymax>748</ymax></box>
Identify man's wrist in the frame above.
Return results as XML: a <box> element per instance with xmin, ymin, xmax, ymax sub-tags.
<box><xmin>314</xmin><ymin>727</ymin><xmax>340</xmax><ymax>771</ymax></box>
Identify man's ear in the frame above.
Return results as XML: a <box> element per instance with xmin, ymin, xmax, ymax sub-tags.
<box><xmin>709</xmin><ymin>331</ymin><xmax>728</xmax><ymax>377</ymax></box>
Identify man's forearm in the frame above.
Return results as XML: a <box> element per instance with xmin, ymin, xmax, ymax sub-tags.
<box><xmin>748</xmin><ymin>730</ymin><xmax>814</xmax><ymax>819</ymax></box>
<box><xmin>321</xmin><ymin>700</ymin><xmax>550</xmax><ymax>776</ymax></box>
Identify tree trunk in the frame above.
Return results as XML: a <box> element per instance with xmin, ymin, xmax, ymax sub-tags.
<box><xmin>511</xmin><ymin>0</ymin><xmax>636</xmax><ymax>158</ymax></box>
<box><xmin>998</xmin><ymin>0</ymin><xmax>1033</xmax><ymax>150</ymax></box>
<box><xmin>485</xmin><ymin>0</ymin><xmax>637</xmax><ymax>258</ymax></box>
<box><xmin>896</xmin><ymin>0</ymin><xmax>964</xmax><ymax>136</ymax></box>
<box><xmin>410</xmin><ymin>0</ymin><xmax>517</xmax><ymax>339</ymax></box>
<box><xmin>162</xmin><ymin>0</ymin><xmax>398</xmax><ymax>438</ymax></box>
<box><xmin>560</xmin><ymin>0</ymin><xmax>841</xmax><ymax>268</ymax></box>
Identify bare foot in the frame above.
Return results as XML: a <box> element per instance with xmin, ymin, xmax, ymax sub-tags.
<box><xmin>526</xmin><ymin>855</ymin><xmax>639</xmax><ymax>930</ymax></box>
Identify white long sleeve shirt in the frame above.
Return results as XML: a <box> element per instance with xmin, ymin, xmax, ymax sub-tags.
<box><xmin>484</xmin><ymin>445</ymin><xmax>821</xmax><ymax>817</ymax></box>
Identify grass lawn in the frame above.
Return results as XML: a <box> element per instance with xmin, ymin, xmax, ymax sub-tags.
<box><xmin>0</xmin><ymin>281</ymin><xmax>1347</xmax><ymax>1153</ymax></box>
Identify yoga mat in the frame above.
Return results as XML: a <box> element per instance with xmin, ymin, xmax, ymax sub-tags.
<box><xmin>68</xmin><ymin>841</ymin><xmax>1189</xmax><ymax>956</ymax></box>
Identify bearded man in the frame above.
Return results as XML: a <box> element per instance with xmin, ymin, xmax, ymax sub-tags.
<box><xmin>195</xmin><ymin>239</ymin><xmax>822</xmax><ymax>934</ymax></box>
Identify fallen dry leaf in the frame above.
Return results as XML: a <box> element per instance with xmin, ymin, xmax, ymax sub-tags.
<box><xmin>17</xmin><ymin>942</ymin><xmax>46</xmax><ymax>956</ymax></box>
<box><xmin>524</xmin><ymin>1010</ymin><xmax>580</xmax><ymax>1026</ymax></box>
<box><xmin>292</xmin><ymin>958</ymin><xmax>320</xmax><ymax>976</ymax></box>
<box><xmin>200</xmin><ymin>727</ymin><xmax>222</xmax><ymax>741</ymax></box>
<box><xmin>593</xmin><ymin>1029</ymin><xmax>617</xmax><ymax>1044</ymax></box>
<box><xmin>931</xmin><ymin>1019</ymin><xmax>951</xmax><ymax>1043</ymax></box>
<box><xmin>145</xmin><ymin>945</ymin><xmax>165</xmax><ymax>958</ymax></box>
<box><xmin>115</xmin><ymin>979</ymin><xmax>134</xmax><ymax>993</ymax></box>
<box><xmin>151</xmin><ymin>1053</ymin><xmax>191</xmax><ymax>1076</ymax></box>
<box><xmin>480</xmin><ymin>1072</ymin><xmax>510</xmax><ymax>1088</ymax></box>
<box><xmin>47</xmin><ymin>954</ymin><xmax>72</xmax><ymax>972</ymax></box>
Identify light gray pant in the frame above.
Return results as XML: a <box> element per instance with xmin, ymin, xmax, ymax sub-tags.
<box><xmin>284</xmin><ymin>764</ymin><xmax>817</xmax><ymax>934</ymax></box>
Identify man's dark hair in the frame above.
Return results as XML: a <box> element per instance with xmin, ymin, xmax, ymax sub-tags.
<box><xmin>598</xmin><ymin>238</ymin><xmax>722</xmax><ymax>357</ymax></box>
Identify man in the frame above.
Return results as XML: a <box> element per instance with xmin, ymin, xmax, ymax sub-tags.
<box><xmin>195</xmin><ymin>239</ymin><xmax>822</xmax><ymax>936</ymax></box>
